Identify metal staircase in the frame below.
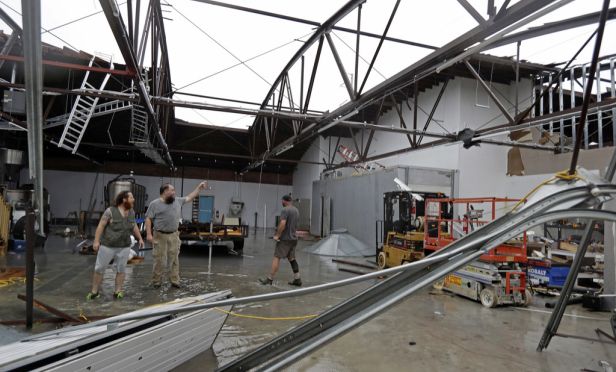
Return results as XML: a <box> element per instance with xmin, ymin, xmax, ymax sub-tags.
<box><xmin>57</xmin><ymin>54</ymin><xmax>114</xmax><ymax>153</ymax></box>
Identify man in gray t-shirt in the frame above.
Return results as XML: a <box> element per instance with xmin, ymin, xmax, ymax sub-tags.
<box><xmin>146</xmin><ymin>181</ymin><xmax>207</xmax><ymax>288</ymax></box>
<box><xmin>259</xmin><ymin>195</ymin><xmax>302</xmax><ymax>287</ymax></box>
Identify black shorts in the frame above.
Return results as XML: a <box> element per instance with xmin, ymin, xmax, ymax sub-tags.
<box><xmin>274</xmin><ymin>240</ymin><xmax>298</xmax><ymax>259</ymax></box>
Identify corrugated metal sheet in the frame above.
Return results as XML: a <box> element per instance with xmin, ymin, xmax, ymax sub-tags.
<box><xmin>0</xmin><ymin>291</ymin><xmax>231</xmax><ymax>371</ymax></box>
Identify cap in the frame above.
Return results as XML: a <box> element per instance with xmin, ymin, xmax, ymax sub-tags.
<box><xmin>282</xmin><ymin>194</ymin><xmax>293</xmax><ymax>202</ymax></box>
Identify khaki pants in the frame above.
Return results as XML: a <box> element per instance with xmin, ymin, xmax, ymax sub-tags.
<box><xmin>152</xmin><ymin>231</ymin><xmax>181</xmax><ymax>285</ymax></box>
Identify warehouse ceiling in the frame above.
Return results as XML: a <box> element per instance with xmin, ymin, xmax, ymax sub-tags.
<box><xmin>0</xmin><ymin>0</ymin><xmax>615</xmax><ymax>174</ymax></box>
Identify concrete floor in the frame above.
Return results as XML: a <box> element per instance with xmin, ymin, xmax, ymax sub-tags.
<box><xmin>0</xmin><ymin>230</ymin><xmax>615</xmax><ymax>371</ymax></box>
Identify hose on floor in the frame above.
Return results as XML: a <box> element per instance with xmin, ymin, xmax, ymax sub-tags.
<box><xmin>214</xmin><ymin>307</ymin><xmax>317</xmax><ymax>321</ymax></box>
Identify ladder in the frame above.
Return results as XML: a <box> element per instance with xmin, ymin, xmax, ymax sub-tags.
<box><xmin>46</xmin><ymin>100</ymin><xmax>132</xmax><ymax>129</ymax></box>
<box><xmin>57</xmin><ymin>54</ymin><xmax>114</xmax><ymax>153</ymax></box>
<box><xmin>130</xmin><ymin>104</ymin><xmax>149</xmax><ymax>144</ymax></box>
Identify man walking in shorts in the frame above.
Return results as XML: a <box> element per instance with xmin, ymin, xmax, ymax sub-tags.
<box><xmin>259</xmin><ymin>195</ymin><xmax>302</xmax><ymax>286</ymax></box>
<box><xmin>146</xmin><ymin>181</ymin><xmax>207</xmax><ymax>288</ymax></box>
<box><xmin>87</xmin><ymin>190</ymin><xmax>144</xmax><ymax>300</ymax></box>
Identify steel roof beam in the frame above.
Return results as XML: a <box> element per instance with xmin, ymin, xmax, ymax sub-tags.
<box><xmin>0</xmin><ymin>7</ymin><xmax>23</xmax><ymax>34</ymax></box>
<box><xmin>457</xmin><ymin>0</ymin><xmax>486</xmax><ymax>25</ymax></box>
<box><xmin>192</xmin><ymin>0</ymin><xmax>437</xmax><ymax>50</ymax></box>
<box><xmin>488</xmin><ymin>7</ymin><xmax>616</xmax><ymax>50</ymax></box>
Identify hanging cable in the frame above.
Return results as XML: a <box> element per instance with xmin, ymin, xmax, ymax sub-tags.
<box><xmin>42</xmin><ymin>2</ymin><xmax>127</xmax><ymax>34</ymax></box>
<box><xmin>171</xmin><ymin>30</ymin><xmax>313</xmax><ymax>94</ymax></box>
<box><xmin>164</xmin><ymin>1</ymin><xmax>273</xmax><ymax>87</ymax></box>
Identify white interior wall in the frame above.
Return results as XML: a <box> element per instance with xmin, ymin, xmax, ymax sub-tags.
<box><xmin>21</xmin><ymin>169</ymin><xmax>291</xmax><ymax>228</ymax></box>
<box><xmin>292</xmin><ymin>136</ymin><xmax>326</xmax><ymax>200</ymax></box>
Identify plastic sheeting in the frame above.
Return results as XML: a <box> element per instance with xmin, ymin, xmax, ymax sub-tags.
<box><xmin>305</xmin><ymin>229</ymin><xmax>373</xmax><ymax>257</ymax></box>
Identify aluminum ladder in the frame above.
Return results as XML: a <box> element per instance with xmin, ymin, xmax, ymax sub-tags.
<box><xmin>46</xmin><ymin>100</ymin><xmax>132</xmax><ymax>129</ymax></box>
<box><xmin>130</xmin><ymin>103</ymin><xmax>149</xmax><ymax>144</ymax></box>
<box><xmin>57</xmin><ymin>54</ymin><xmax>114</xmax><ymax>153</ymax></box>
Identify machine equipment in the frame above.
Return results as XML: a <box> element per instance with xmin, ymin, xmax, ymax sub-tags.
<box><xmin>3</xmin><ymin>186</ymin><xmax>50</xmax><ymax>239</ymax></box>
<box><xmin>105</xmin><ymin>177</ymin><xmax>148</xmax><ymax>216</ymax></box>
<box><xmin>178</xmin><ymin>195</ymin><xmax>248</xmax><ymax>255</ymax></box>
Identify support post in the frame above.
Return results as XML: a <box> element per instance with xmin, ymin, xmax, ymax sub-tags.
<box><xmin>413</xmin><ymin>83</ymin><xmax>418</xmax><ymax>146</ymax></box>
<box><xmin>25</xmin><ymin>209</ymin><xmax>35</xmax><ymax>329</ymax></box>
<box><xmin>515</xmin><ymin>41</ymin><xmax>521</xmax><ymax>115</ymax></box>
<box><xmin>354</xmin><ymin>4</ymin><xmax>361</xmax><ymax>95</ymax></box>
<box><xmin>21</xmin><ymin>0</ymin><xmax>45</xmax><ymax>236</ymax></box>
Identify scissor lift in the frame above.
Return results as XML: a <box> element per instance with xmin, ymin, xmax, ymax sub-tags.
<box><xmin>424</xmin><ymin>197</ymin><xmax>531</xmax><ymax>307</ymax></box>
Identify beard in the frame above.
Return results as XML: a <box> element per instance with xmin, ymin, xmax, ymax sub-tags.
<box><xmin>123</xmin><ymin>200</ymin><xmax>134</xmax><ymax>209</ymax></box>
<box><xmin>165</xmin><ymin>196</ymin><xmax>175</xmax><ymax>204</ymax></box>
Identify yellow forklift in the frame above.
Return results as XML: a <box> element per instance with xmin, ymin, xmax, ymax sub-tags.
<box><xmin>376</xmin><ymin>190</ymin><xmax>446</xmax><ymax>269</ymax></box>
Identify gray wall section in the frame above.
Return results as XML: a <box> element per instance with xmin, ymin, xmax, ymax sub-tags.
<box><xmin>20</xmin><ymin>169</ymin><xmax>291</xmax><ymax>228</ymax></box>
<box><xmin>311</xmin><ymin>166</ymin><xmax>454</xmax><ymax>250</ymax></box>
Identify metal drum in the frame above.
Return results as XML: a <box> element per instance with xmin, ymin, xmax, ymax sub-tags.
<box><xmin>106</xmin><ymin>178</ymin><xmax>147</xmax><ymax>215</ymax></box>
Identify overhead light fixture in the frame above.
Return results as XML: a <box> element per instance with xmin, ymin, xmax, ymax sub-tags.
<box><xmin>317</xmin><ymin>110</ymin><xmax>359</xmax><ymax>134</ymax></box>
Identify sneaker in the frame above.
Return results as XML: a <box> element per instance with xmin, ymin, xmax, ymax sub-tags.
<box><xmin>258</xmin><ymin>277</ymin><xmax>273</xmax><ymax>285</ymax></box>
<box><xmin>86</xmin><ymin>292</ymin><xmax>100</xmax><ymax>301</ymax></box>
<box><xmin>171</xmin><ymin>282</ymin><xmax>181</xmax><ymax>289</ymax></box>
<box><xmin>113</xmin><ymin>291</ymin><xmax>124</xmax><ymax>299</ymax></box>
<box><xmin>288</xmin><ymin>279</ymin><xmax>302</xmax><ymax>287</ymax></box>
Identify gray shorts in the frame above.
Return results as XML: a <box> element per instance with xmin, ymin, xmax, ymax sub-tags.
<box><xmin>274</xmin><ymin>240</ymin><xmax>298</xmax><ymax>260</ymax></box>
<box><xmin>94</xmin><ymin>245</ymin><xmax>131</xmax><ymax>273</ymax></box>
